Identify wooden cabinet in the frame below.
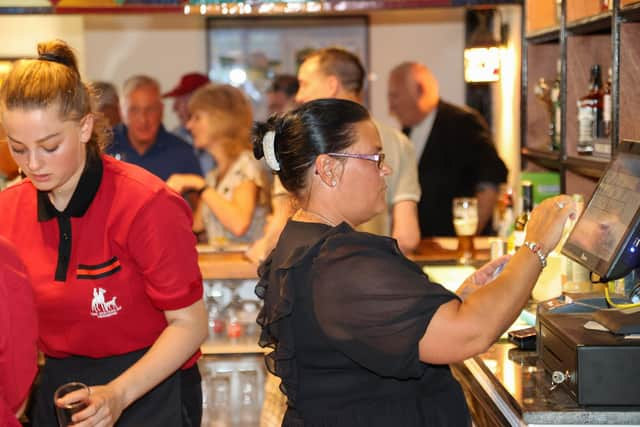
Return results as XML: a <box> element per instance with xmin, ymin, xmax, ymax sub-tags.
<box><xmin>522</xmin><ymin>0</ymin><xmax>640</xmax><ymax>199</ymax></box>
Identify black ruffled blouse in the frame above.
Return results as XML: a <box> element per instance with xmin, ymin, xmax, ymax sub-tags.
<box><xmin>256</xmin><ymin>221</ymin><xmax>471</xmax><ymax>427</ymax></box>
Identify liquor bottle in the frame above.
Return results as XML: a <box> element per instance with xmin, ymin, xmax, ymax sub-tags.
<box><xmin>550</xmin><ymin>59</ymin><xmax>562</xmax><ymax>151</ymax></box>
<box><xmin>577</xmin><ymin>64</ymin><xmax>604</xmax><ymax>155</ymax></box>
<box><xmin>513</xmin><ymin>181</ymin><xmax>533</xmax><ymax>251</ymax></box>
<box><xmin>603</xmin><ymin>67</ymin><xmax>612</xmax><ymax>138</ymax></box>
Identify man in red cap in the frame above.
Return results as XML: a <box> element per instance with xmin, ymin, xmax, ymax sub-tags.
<box><xmin>163</xmin><ymin>72</ymin><xmax>214</xmax><ymax>174</ymax></box>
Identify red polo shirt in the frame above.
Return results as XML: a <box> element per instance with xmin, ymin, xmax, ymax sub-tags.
<box><xmin>0</xmin><ymin>236</ymin><xmax>37</xmax><ymax>427</ymax></box>
<box><xmin>0</xmin><ymin>154</ymin><xmax>203</xmax><ymax>366</ymax></box>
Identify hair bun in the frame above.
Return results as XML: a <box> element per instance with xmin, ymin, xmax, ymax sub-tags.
<box><xmin>37</xmin><ymin>40</ymin><xmax>80</xmax><ymax>74</ymax></box>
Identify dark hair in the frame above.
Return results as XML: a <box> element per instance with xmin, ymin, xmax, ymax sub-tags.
<box><xmin>0</xmin><ymin>39</ymin><xmax>110</xmax><ymax>160</ymax></box>
<box><xmin>253</xmin><ymin>98</ymin><xmax>370</xmax><ymax>198</ymax></box>
<box><xmin>305</xmin><ymin>47</ymin><xmax>366</xmax><ymax>95</ymax></box>
<box><xmin>268</xmin><ymin>74</ymin><xmax>299</xmax><ymax>98</ymax></box>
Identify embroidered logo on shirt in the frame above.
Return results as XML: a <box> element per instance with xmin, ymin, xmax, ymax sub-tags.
<box><xmin>90</xmin><ymin>287</ymin><xmax>122</xmax><ymax>318</ymax></box>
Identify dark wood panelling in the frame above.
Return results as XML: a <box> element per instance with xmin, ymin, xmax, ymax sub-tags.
<box><xmin>565</xmin><ymin>170</ymin><xmax>598</xmax><ymax>201</ymax></box>
<box><xmin>619</xmin><ymin>23</ymin><xmax>640</xmax><ymax>142</ymax></box>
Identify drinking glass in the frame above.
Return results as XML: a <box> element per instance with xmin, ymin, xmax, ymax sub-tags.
<box><xmin>452</xmin><ymin>197</ymin><xmax>479</xmax><ymax>264</ymax></box>
<box><xmin>54</xmin><ymin>382</ymin><xmax>90</xmax><ymax>427</ymax></box>
<box><xmin>238</xmin><ymin>369</ymin><xmax>259</xmax><ymax>426</ymax></box>
<box><xmin>209</xmin><ymin>373</ymin><xmax>231</xmax><ymax>427</ymax></box>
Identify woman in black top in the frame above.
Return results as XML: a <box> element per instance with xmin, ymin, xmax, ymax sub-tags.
<box><xmin>252</xmin><ymin>99</ymin><xmax>575</xmax><ymax>426</ymax></box>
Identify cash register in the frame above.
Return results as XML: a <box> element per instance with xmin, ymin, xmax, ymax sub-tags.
<box><xmin>537</xmin><ymin>140</ymin><xmax>640</xmax><ymax>406</ymax></box>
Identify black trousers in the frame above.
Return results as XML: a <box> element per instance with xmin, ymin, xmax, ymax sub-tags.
<box><xmin>31</xmin><ymin>349</ymin><xmax>201</xmax><ymax>427</ymax></box>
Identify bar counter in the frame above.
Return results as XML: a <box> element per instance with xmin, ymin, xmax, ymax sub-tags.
<box><xmin>197</xmin><ymin>236</ymin><xmax>490</xmax><ymax>280</ymax></box>
<box><xmin>453</xmin><ymin>341</ymin><xmax>640</xmax><ymax>426</ymax></box>
<box><xmin>198</xmin><ymin>238</ymin><xmax>640</xmax><ymax>425</ymax></box>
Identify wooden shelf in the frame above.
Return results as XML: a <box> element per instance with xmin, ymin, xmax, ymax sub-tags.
<box><xmin>526</xmin><ymin>26</ymin><xmax>561</xmax><ymax>44</ymax></box>
<box><xmin>521</xmin><ymin>147</ymin><xmax>562</xmax><ymax>171</ymax></box>
<box><xmin>563</xmin><ymin>155</ymin><xmax>609</xmax><ymax>179</ymax></box>
<box><xmin>620</xmin><ymin>2</ymin><xmax>640</xmax><ymax>22</ymax></box>
<box><xmin>566</xmin><ymin>11</ymin><xmax>612</xmax><ymax>35</ymax></box>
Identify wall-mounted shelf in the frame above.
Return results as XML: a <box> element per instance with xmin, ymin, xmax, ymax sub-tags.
<box><xmin>564</xmin><ymin>155</ymin><xmax>609</xmax><ymax>179</ymax></box>
<box><xmin>522</xmin><ymin>0</ymin><xmax>634</xmax><ymax>199</ymax></box>
<box><xmin>566</xmin><ymin>11</ymin><xmax>612</xmax><ymax>34</ymax></box>
<box><xmin>521</xmin><ymin>147</ymin><xmax>562</xmax><ymax>171</ymax></box>
<box><xmin>620</xmin><ymin>1</ymin><xmax>640</xmax><ymax>21</ymax></box>
<box><xmin>526</xmin><ymin>26</ymin><xmax>561</xmax><ymax>43</ymax></box>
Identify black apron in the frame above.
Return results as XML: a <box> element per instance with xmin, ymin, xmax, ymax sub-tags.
<box><xmin>31</xmin><ymin>348</ymin><xmax>200</xmax><ymax>427</ymax></box>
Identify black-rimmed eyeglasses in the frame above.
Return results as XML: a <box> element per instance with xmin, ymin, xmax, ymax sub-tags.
<box><xmin>327</xmin><ymin>152</ymin><xmax>386</xmax><ymax>170</ymax></box>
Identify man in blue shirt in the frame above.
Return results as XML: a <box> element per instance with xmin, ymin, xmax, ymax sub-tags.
<box><xmin>108</xmin><ymin>75</ymin><xmax>202</xmax><ymax>181</ymax></box>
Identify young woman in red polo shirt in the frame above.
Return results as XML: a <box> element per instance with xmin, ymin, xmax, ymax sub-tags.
<box><xmin>0</xmin><ymin>40</ymin><xmax>208</xmax><ymax>426</ymax></box>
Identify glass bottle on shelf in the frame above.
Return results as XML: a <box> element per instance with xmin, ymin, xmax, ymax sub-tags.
<box><xmin>550</xmin><ymin>59</ymin><xmax>562</xmax><ymax>151</ymax></box>
<box><xmin>513</xmin><ymin>181</ymin><xmax>533</xmax><ymax>251</ymax></box>
<box><xmin>224</xmin><ymin>294</ymin><xmax>244</xmax><ymax>339</ymax></box>
<box><xmin>577</xmin><ymin>64</ymin><xmax>604</xmax><ymax>155</ymax></box>
<box><xmin>603</xmin><ymin>66</ymin><xmax>612</xmax><ymax>138</ymax></box>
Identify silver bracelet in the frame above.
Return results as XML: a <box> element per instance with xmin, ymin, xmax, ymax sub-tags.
<box><xmin>523</xmin><ymin>241</ymin><xmax>547</xmax><ymax>268</ymax></box>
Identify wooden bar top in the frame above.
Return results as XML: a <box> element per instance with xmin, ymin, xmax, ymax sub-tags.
<box><xmin>410</xmin><ymin>237</ymin><xmax>490</xmax><ymax>264</ymax></box>
<box><xmin>198</xmin><ymin>251</ymin><xmax>258</xmax><ymax>280</ymax></box>
<box><xmin>197</xmin><ymin>237</ymin><xmax>492</xmax><ymax>280</ymax></box>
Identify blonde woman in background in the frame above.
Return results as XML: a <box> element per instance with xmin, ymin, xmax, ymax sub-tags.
<box><xmin>168</xmin><ymin>84</ymin><xmax>269</xmax><ymax>245</ymax></box>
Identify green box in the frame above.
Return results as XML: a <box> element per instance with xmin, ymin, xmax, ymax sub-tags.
<box><xmin>520</xmin><ymin>171</ymin><xmax>561</xmax><ymax>206</ymax></box>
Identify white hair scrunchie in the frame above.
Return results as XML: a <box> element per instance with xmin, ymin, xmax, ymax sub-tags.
<box><xmin>262</xmin><ymin>130</ymin><xmax>280</xmax><ymax>171</ymax></box>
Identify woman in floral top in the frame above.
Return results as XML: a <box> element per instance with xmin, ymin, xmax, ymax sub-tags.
<box><xmin>168</xmin><ymin>84</ymin><xmax>269</xmax><ymax>245</ymax></box>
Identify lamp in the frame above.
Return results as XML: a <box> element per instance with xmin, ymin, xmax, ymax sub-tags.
<box><xmin>464</xmin><ymin>9</ymin><xmax>503</xmax><ymax>83</ymax></box>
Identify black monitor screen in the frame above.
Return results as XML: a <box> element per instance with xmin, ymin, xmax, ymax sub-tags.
<box><xmin>562</xmin><ymin>141</ymin><xmax>640</xmax><ymax>281</ymax></box>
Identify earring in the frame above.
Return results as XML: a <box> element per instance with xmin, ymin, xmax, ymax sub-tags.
<box><xmin>331</xmin><ymin>179</ymin><xmax>337</xmax><ymax>187</ymax></box>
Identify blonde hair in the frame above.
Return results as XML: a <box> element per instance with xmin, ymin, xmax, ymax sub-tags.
<box><xmin>188</xmin><ymin>84</ymin><xmax>253</xmax><ymax>158</ymax></box>
<box><xmin>0</xmin><ymin>39</ymin><xmax>109</xmax><ymax>159</ymax></box>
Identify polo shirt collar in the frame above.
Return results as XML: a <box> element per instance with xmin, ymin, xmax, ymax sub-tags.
<box><xmin>37</xmin><ymin>153</ymin><xmax>103</xmax><ymax>221</ymax></box>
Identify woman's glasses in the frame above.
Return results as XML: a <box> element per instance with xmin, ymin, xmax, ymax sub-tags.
<box><xmin>327</xmin><ymin>152</ymin><xmax>386</xmax><ymax>170</ymax></box>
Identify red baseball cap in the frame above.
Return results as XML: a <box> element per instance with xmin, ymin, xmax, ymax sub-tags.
<box><xmin>163</xmin><ymin>72</ymin><xmax>209</xmax><ymax>98</ymax></box>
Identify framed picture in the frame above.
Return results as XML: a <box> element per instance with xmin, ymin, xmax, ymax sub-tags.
<box><xmin>207</xmin><ymin>16</ymin><xmax>369</xmax><ymax>121</ymax></box>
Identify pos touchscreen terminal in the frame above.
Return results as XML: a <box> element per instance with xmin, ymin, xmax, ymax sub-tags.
<box><xmin>537</xmin><ymin>141</ymin><xmax>640</xmax><ymax>406</ymax></box>
<box><xmin>562</xmin><ymin>140</ymin><xmax>640</xmax><ymax>282</ymax></box>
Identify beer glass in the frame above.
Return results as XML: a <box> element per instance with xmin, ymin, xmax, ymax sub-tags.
<box><xmin>54</xmin><ymin>382</ymin><xmax>90</xmax><ymax>426</ymax></box>
<box><xmin>453</xmin><ymin>197</ymin><xmax>478</xmax><ymax>264</ymax></box>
